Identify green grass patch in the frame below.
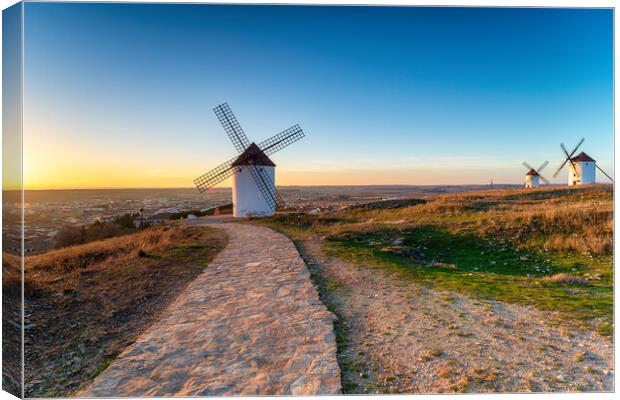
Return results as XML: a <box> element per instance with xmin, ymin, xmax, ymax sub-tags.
<box><xmin>325</xmin><ymin>225</ymin><xmax>612</xmax><ymax>325</ymax></box>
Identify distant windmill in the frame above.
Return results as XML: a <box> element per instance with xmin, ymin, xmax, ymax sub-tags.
<box><xmin>522</xmin><ymin>161</ymin><xmax>549</xmax><ymax>188</ymax></box>
<box><xmin>553</xmin><ymin>138</ymin><xmax>613</xmax><ymax>186</ymax></box>
<box><xmin>194</xmin><ymin>103</ymin><xmax>305</xmax><ymax>218</ymax></box>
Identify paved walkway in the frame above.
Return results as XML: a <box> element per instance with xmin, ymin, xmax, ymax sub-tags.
<box><xmin>79</xmin><ymin>222</ymin><xmax>340</xmax><ymax>397</ymax></box>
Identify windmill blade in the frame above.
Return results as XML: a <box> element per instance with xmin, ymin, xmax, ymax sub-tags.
<box><xmin>568</xmin><ymin>159</ymin><xmax>579</xmax><ymax>178</ymax></box>
<box><xmin>554</xmin><ymin>143</ymin><xmax>579</xmax><ymax>178</ymax></box>
<box><xmin>522</xmin><ymin>161</ymin><xmax>535</xmax><ymax>171</ymax></box>
<box><xmin>562</xmin><ymin>140</ymin><xmax>583</xmax><ymax>178</ymax></box>
<box><xmin>193</xmin><ymin>156</ymin><xmax>237</xmax><ymax>193</ymax></box>
<box><xmin>537</xmin><ymin>160</ymin><xmax>549</xmax><ymax>173</ymax></box>
<box><xmin>247</xmin><ymin>165</ymin><xmax>285</xmax><ymax>210</ymax></box>
<box><xmin>258</xmin><ymin>125</ymin><xmax>305</xmax><ymax>156</ymax></box>
<box><xmin>524</xmin><ymin>160</ymin><xmax>549</xmax><ymax>184</ymax></box>
<box><xmin>569</xmin><ymin>138</ymin><xmax>585</xmax><ymax>157</ymax></box>
<box><xmin>553</xmin><ymin>144</ymin><xmax>571</xmax><ymax>178</ymax></box>
<box><xmin>561</xmin><ymin>143</ymin><xmax>580</xmax><ymax>175</ymax></box>
<box><xmin>214</xmin><ymin>103</ymin><xmax>250</xmax><ymax>153</ymax></box>
<box><xmin>560</xmin><ymin>142</ymin><xmax>569</xmax><ymax>156</ymax></box>
<box><xmin>596</xmin><ymin>165</ymin><xmax>614</xmax><ymax>182</ymax></box>
<box><xmin>553</xmin><ymin>157</ymin><xmax>570</xmax><ymax>178</ymax></box>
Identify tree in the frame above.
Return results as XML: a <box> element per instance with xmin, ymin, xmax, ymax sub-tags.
<box><xmin>114</xmin><ymin>213</ymin><xmax>135</xmax><ymax>230</ymax></box>
<box><xmin>55</xmin><ymin>227</ymin><xmax>85</xmax><ymax>248</ymax></box>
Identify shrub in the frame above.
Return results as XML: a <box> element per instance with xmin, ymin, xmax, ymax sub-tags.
<box><xmin>55</xmin><ymin>226</ymin><xmax>86</xmax><ymax>248</ymax></box>
<box><xmin>55</xmin><ymin>216</ymin><xmax>136</xmax><ymax>249</ymax></box>
<box><xmin>113</xmin><ymin>213</ymin><xmax>137</xmax><ymax>229</ymax></box>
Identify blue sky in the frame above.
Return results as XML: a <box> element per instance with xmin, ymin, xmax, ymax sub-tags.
<box><xmin>22</xmin><ymin>3</ymin><xmax>613</xmax><ymax>188</ymax></box>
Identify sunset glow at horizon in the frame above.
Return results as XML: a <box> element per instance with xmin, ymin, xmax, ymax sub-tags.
<box><xmin>20</xmin><ymin>4</ymin><xmax>613</xmax><ymax>190</ymax></box>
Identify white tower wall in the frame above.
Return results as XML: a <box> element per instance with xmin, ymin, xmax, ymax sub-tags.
<box><xmin>525</xmin><ymin>175</ymin><xmax>539</xmax><ymax>188</ymax></box>
<box><xmin>568</xmin><ymin>162</ymin><xmax>596</xmax><ymax>186</ymax></box>
<box><xmin>232</xmin><ymin>166</ymin><xmax>276</xmax><ymax>218</ymax></box>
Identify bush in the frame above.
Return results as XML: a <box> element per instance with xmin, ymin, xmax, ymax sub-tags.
<box><xmin>55</xmin><ymin>226</ymin><xmax>86</xmax><ymax>248</ymax></box>
<box><xmin>55</xmin><ymin>214</ymin><xmax>138</xmax><ymax>249</ymax></box>
<box><xmin>86</xmin><ymin>221</ymin><xmax>125</xmax><ymax>242</ymax></box>
<box><xmin>114</xmin><ymin>213</ymin><xmax>137</xmax><ymax>229</ymax></box>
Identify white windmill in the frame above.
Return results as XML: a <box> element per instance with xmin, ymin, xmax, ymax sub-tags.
<box><xmin>553</xmin><ymin>138</ymin><xmax>613</xmax><ymax>186</ymax></box>
<box><xmin>522</xmin><ymin>160</ymin><xmax>549</xmax><ymax>188</ymax></box>
<box><xmin>194</xmin><ymin>103</ymin><xmax>305</xmax><ymax>218</ymax></box>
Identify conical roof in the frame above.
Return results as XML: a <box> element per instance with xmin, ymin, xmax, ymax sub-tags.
<box><xmin>231</xmin><ymin>143</ymin><xmax>276</xmax><ymax>167</ymax></box>
<box><xmin>525</xmin><ymin>168</ymin><xmax>539</xmax><ymax>176</ymax></box>
<box><xmin>571</xmin><ymin>152</ymin><xmax>595</xmax><ymax>162</ymax></box>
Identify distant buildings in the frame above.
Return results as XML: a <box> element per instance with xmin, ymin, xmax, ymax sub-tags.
<box><xmin>148</xmin><ymin>212</ymin><xmax>174</xmax><ymax>225</ymax></box>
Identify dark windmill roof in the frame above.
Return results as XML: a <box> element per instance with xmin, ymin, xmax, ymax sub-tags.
<box><xmin>231</xmin><ymin>143</ymin><xmax>276</xmax><ymax>167</ymax></box>
<box><xmin>525</xmin><ymin>169</ymin><xmax>539</xmax><ymax>176</ymax></box>
<box><xmin>571</xmin><ymin>152</ymin><xmax>595</xmax><ymax>162</ymax></box>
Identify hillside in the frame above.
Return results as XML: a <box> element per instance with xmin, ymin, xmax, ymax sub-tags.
<box><xmin>9</xmin><ymin>225</ymin><xmax>228</xmax><ymax>397</ymax></box>
<box><xmin>262</xmin><ymin>184</ymin><xmax>613</xmax><ymax>393</ymax></box>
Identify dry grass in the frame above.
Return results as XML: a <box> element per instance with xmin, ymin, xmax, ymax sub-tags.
<box><xmin>263</xmin><ymin>184</ymin><xmax>613</xmax><ymax>329</ymax></box>
<box><xmin>349</xmin><ymin>184</ymin><xmax>612</xmax><ymax>255</ymax></box>
<box><xmin>21</xmin><ymin>225</ymin><xmax>228</xmax><ymax>397</ymax></box>
<box><xmin>543</xmin><ymin>273</ymin><xmax>588</xmax><ymax>286</ymax></box>
<box><xmin>2</xmin><ymin>252</ymin><xmax>22</xmax><ymax>396</ymax></box>
<box><xmin>486</xmin><ymin>202</ymin><xmax>612</xmax><ymax>254</ymax></box>
<box><xmin>438</xmin><ymin>367</ymin><xmax>452</xmax><ymax>378</ymax></box>
<box><xmin>25</xmin><ymin>225</ymin><xmax>196</xmax><ymax>294</ymax></box>
<box><xmin>449</xmin><ymin>376</ymin><xmax>470</xmax><ymax>392</ymax></box>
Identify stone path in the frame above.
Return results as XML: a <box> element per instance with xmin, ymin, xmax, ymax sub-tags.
<box><xmin>79</xmin><ymin>222</ymin><xmax>340</xmax><ymax>397</ymax></box>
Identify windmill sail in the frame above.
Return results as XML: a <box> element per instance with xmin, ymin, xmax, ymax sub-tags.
<box><xmin>537</xmin><ymin>160</ymin><xmax>549</xmax><ymax>172</ymax></box>
<box><xmin>247</xmin><ymin>165</ymin><xmax>284</xmax><ymax>210</ymax></box>
<box><xmin>561</xmin><ymin>143</ymin><xmax>579</xmax><ymax>177</ymax></box>
<box><xmin>193</xmin><ymin>156</ymin><xmax>237</xmax><ymax>193</ymax></box>
<box><xmin>522</xmin><ymin>161</ymin><xmax>535</xmax><ymax>171</ymax></box>
<box><xmin>537</xmin><ymin>160</ymin><xmax>550</xmax><ymax>184</ymax></box>
<box><xmin>258</xmin><ymin>125</ymin><xmax>305</xmax><ymax>156</ymax></box>
<box><xmin>523</xmin><ymin>160</ymin><xmax>550</xmax><ymax>185</ymax></box>
<box><xmin>596</xmin><ymin>165</ymin><xmax>614</xmax><ymax>182</ymax></box>
<box><xmin>194</xmin><ymin>102</ymin><xmax>305</xmax><ymax>214</ymax></box>
<box><xmin>554</xmin><ymin>139</ymin><xmax>584</xmax><ymax>178</ymax></box>
<box><xmin>214</xmin><ymin>103</ymin><xmax>250</xmax><ymax>153</ymax></box>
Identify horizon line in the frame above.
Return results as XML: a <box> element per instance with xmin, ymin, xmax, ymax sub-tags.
<box><xmin>8</xmin><ymin>182</ymin><xmax>614</xmax><ymax>191</ymax></box>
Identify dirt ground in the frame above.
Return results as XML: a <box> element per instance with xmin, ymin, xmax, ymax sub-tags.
<box><xmin>297</xmin><ymin>236</ymin><xmax>614</xmax><ymax>394</ymax></box>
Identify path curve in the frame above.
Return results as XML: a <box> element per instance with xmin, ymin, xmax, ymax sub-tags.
<box><xmin>79</xmin><ymin>222</ymin><xmax>340</xmax><ymax>397</ymax></box>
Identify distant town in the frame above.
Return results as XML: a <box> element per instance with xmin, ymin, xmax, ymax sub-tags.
<box><xmin>3</xmin><ymin>184</ymin><xmax>520</xmax><ymax>255</ymax></box>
